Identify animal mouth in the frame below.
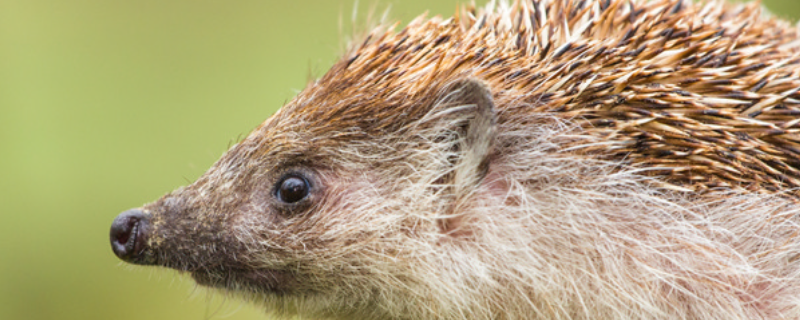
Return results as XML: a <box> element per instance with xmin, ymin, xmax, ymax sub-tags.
<box><xmin>190</xmin><ymin>267</ymin><xmax>292</xmax><ymax>294</ymax></box>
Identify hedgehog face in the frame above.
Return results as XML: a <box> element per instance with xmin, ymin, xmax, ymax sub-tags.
<box><xmin>110</xmin><ymin>78</ymin><xmax>498</xmax><ymax>310</ymax></box>
<box><xmin>110</xmin><ymin>124</ymin><xmax>388</xmax><ymax>296</ymax></box>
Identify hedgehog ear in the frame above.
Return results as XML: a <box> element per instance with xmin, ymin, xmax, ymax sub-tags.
<box><xmin>426</xmin><ymin>78</ymin><xmax>497</xmax><ymax>197</ymax></box>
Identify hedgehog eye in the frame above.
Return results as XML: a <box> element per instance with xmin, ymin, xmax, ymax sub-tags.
<box><xmin>276</xmin><ymin>175</ymin><xmax>310</xmax><ymax>204</ymax></box>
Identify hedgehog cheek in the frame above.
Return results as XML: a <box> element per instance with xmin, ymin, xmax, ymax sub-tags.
<box><xmin>421</xmin><ymin>78</ymin><xmax>497</xmax><ymax>235</ymax></box>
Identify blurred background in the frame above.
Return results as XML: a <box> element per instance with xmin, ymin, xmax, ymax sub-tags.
<box><xmin>1</xmin><ymin>1</ymin><xmax>798</xmax><ymax>320</ymax></box>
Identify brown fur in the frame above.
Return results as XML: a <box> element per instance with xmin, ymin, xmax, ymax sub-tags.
<box><xmin>300</xmin><ymin>0</ymin><xmax>800</xmax><ymax>195</ymax></box>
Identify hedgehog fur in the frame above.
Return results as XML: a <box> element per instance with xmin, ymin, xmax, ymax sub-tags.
<box><xmin>111</xmin><ymin>0</ymin><xmax>800</xmax><ymax>319</ymax></box>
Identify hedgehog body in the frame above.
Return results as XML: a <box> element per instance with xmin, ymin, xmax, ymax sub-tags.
<box><xmin>110</xmin><ymin>0</ymin><xmax>800</xmax><ymax>319</ymax></box>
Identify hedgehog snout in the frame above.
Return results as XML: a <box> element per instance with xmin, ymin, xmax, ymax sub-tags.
<box><xmin>110</xmin><ymin>208</ymin><xmax>150</xmax><ymax>264</ymax></box>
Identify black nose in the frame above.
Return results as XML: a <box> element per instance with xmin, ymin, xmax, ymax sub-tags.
<box><xmin>110</xmin><ymin>208</ymin><xmax>149</xmax><ymax>263</ymax></box>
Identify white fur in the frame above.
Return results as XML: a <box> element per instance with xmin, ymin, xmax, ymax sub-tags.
<box><xmin>225</xmin><ymin>116</ymin><xmax>800</xmax><ymax>320</ymax></box>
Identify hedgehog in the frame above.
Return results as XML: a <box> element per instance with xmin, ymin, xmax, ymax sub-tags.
<box><xmin>110</xmin><ymin>0</ymin><xmax>800</xmax><ymax>319</ymax></box>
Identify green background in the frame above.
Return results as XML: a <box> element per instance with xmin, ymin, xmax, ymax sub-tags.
<box><xmin>1</xmin><ymin>1</ymin><xmax>798</xmax><ymax>319</ymax></box>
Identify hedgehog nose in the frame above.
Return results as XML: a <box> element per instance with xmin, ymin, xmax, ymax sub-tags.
<box><xmin>110</xmin><ymin>208</ymin><xmax>149</xmax><ymax>263</ymax></box>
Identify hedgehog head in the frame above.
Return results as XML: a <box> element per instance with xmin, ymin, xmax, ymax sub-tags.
<box><xmin>110</xmin><ymin>0</ymin><xmax>800</xmax><ymax>319</ymax></box>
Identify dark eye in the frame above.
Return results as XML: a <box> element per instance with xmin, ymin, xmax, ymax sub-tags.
<box><xmin>277</xmin><ymin>175</ymin><xmax>310</xmax><ymax>203</ymax></box>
